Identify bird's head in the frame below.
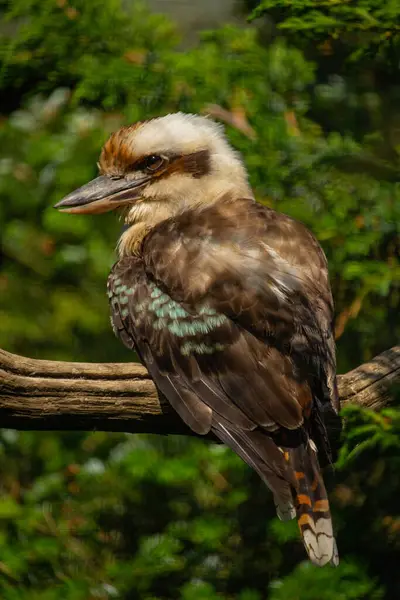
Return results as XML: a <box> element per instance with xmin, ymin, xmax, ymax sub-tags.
<box><xmin>55</xmin><ymin>113</ymin><xmax>252</xmax><ymax>226</ymax></box>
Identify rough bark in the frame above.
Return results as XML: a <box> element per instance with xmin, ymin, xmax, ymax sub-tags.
<box><xmin>0</xmin><ymin>346</ymin><xmax>398</xmax><ymax>436</ymax></box>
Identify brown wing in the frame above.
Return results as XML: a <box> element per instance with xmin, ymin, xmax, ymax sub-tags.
<box><xmin>143</xmin><ymin>196</ymin><xmax>338</xmax><ymax>417</ymax></box>
<box><xmin>108</xmin><ymin>196</ymin><xmax>339</xmax><ymax>565</ymax></box>
<box><xmin>108</xmin><ymin>255</ymin><xmax>309</xmax><ymax>435</ymax></box>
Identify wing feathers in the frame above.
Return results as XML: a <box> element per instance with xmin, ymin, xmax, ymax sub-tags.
<box><xmin>108</xmin><ymin>196</ymin><xmax>339</xmax><ymax>566</ymax></box>
<box><xmin>212</xmin><ymin>421</ymin><xmax>296</xmax><ymax>509</ymax></box>
<box><xmin>142</xmin><ymin>344</ymin><xmax>213</xmax><ymax>435</ymax></box>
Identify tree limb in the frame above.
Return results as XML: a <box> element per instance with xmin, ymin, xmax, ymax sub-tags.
<box><xmin>0</xmin><ymin>346</ymin><xmax>398</xmax><ymax>436</ymax></box>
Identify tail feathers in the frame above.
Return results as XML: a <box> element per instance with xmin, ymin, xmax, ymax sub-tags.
<box><xmin>287</xmin><ymin>441</ymin><xmax>339</xmax><ymax>567</ymax></box>
<box><xmin>212</xmin><ymin>420</ymin><xmax>338</xmax><ymax>567</ymax></box>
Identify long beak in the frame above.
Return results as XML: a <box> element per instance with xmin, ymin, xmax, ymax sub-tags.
<box><xmin>54</xmin><ymin>175</ymin><xmax>151</xmax><ymax>214</ymax></box>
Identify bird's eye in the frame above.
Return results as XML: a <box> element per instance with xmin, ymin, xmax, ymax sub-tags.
<box><xmin>143</xmin><ymin>155</ymin><xmax>165</xmax><ymax>172</ymax></box>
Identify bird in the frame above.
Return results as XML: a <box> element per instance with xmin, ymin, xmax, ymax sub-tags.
<box><xmin>55</xmin><ymin>112</ymin><xmax>341</xmax><ymax>566</ymax></box>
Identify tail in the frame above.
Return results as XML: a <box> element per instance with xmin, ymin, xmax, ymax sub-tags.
<box><xmin>212</xmin><ymin>420</ymin><xmax>338</xmax><ymax>567</ymax></box>
<box><xmin>286</xmin><ymin>440</ymin><xmax>339</xmax><ymax>567</ymax></box>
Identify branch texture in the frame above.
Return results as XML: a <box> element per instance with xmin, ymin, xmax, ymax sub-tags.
<box><xmin>0</xmin><ymin>346</ymin><xmax>399</xmax><ymax>435</ymax></box>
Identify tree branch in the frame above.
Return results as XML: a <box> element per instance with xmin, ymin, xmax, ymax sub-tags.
<box><xmin>0</xmin><ymin>346</ymin><xmax>399</xmax><ymax>436</ymax></box>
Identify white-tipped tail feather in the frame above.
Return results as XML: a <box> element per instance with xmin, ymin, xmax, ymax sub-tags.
<box><xmin>287</xmin><ymin>439</ymin><xmax>338</xmax><ymax>567</ymax></box>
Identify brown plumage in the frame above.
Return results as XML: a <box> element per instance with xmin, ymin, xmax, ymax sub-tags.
<box><xmin>55</xmin><ymin>112</ymin><xmax>341</xmax><ymax>566</ymax></box>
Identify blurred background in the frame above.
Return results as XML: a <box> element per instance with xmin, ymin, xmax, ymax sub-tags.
<box><xmin>0</xmin><ymin>0</ymin><xmax>399</xmax><ymax>598</ymax></box>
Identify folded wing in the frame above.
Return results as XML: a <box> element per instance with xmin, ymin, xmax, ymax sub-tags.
<box><xmin>108</xmin><ymin>196</ymin><xmax>340</xmax><ymax>565</ymax></box>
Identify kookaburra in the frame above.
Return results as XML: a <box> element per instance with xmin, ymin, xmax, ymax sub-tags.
<box><xmin>55</xmin><ymin>113</ymin><xmax>340</xmax><ymax>566</ymax></box>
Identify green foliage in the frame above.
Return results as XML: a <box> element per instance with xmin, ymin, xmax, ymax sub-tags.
<box><xmin>269</xmin><ymin>561</ymin><xmax>383</xmax><ymax>600</ymax></box>
<box><xmin>0</xmin><ymin>0</ymin><xmax>399</xmax><ymax>598</ymax></box>
<box><xmin>338</xmin><ymin>403</ymin><xmax>400</xmax><ymax>467</ymax></box>
<box><xmin>0</xmin><ymin>91</ymin><xmax>123</xmax><ymax>360</ymax></box>
<box><xmin>0</xmin><ymin>0</ymin><xmax>178</xmax><ymax>112</ymax></box>
<box><xmin>250</xmin><ymin>0</ymin><xmax>400</xmax><ymax>69</ymax></box>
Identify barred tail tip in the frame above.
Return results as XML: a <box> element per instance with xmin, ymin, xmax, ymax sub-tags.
<box><xmin>275</xmin><ymin>497</ymin><xmax>339</xmax><ymax>566</ymax></box>
<box><xmin>284</xmin><ymin>442</ymin><xmax>339</xmax><ymax>567</ymax></box>
<box><xmin>300</xmin><ymin>513</ymin><xmax>339</xmax><ymax>566</ymax></box>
